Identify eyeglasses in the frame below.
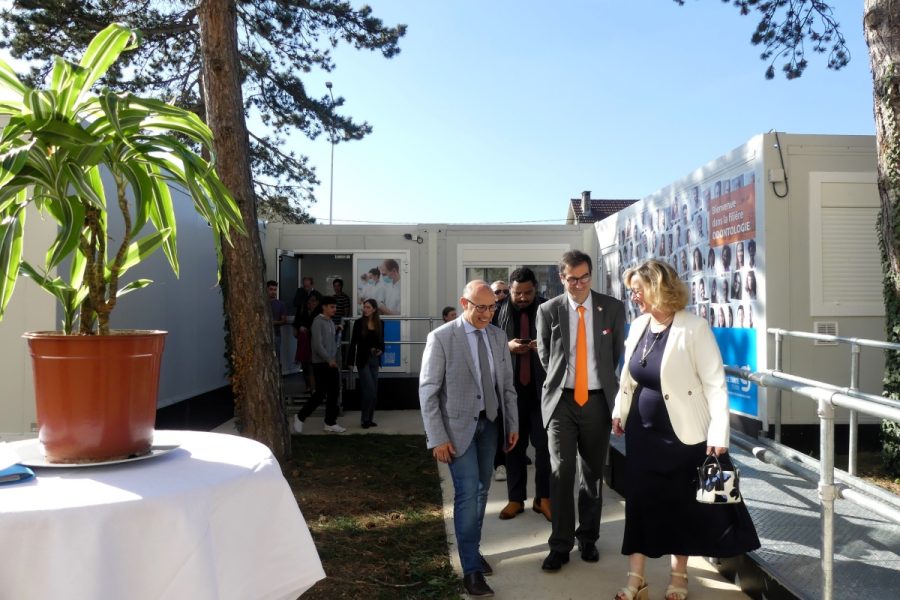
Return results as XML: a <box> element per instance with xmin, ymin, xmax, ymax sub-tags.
<box><xmin>563</xmin><ymin>273</ymin><xmax>592</xmax><ymax>286</ymax></box>
<box><xmin>493</xmin><ymin>289</ymin><xmax>509</xmax><ymax>296</ymax></box>
<box><xmin>464</xmin><ymin>298</ymin><xmax>499</xmax><ymax>313</ymax></box>
<box><xmin>629</xmin><ymin>288</ymin><xmax>644</xmax><ymax>297</ymax></box>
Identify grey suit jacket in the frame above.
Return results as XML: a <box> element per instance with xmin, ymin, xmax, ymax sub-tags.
<box><xmin>419</xmin><ymin>318</ymin><xmax>518</xmax><ymax>456</ymax></box>
<box><xmin>536</xmin><ymin>290</ymin><xmax>625</xmax><ymax>427</ymax></box>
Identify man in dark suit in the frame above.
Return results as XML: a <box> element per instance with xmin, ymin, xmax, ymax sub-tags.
<box><xmin>419</xmin><ymin>280</ymin><xmax>519</xmax><ymax>597</ymax></box>
<box><xmin>536</xmin><ymin>250</ymin><xmax>625</xmax><ymax>572</ymax></box>
<box><xmin>493</xmin><ymin>267</ymin><xmax>551</xmax><ymax>522</ymax></box>
<box><xmin>292</xmin><ymin>276</ymin><xmax>320</xmax><ymax>315</ymax></box>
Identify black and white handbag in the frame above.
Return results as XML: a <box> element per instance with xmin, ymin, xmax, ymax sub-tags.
<box><xmin>696</xmin><ymin>453</ymin><xmax>743</xmax><ymax>504</ymax></box>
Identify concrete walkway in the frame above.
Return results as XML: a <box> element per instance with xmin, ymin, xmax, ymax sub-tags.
<box><xmin>227</xmin><ymin>409</ymin><xmax>751</xmax><ymax>599</ymax></box>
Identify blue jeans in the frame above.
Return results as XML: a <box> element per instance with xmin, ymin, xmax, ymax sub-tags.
<box><xmin>447</xmin><ymin>415</ymin><xmax>498</xmax><ymax>575</ymax></box>
<box><xmin>358</xmin><ymin>355</ymin><xmax>380</xmax><ymax>424</ymax></box>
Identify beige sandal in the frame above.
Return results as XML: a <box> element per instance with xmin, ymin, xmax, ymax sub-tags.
<box><xmin>614</xmin><ymin>571</ymin><xmax>648</xmax><ymax>600</ymax></box>
<box><xmin>666</xmin><ymin>571</ymin><xmax>689</xmax><ymax>600</ymax></box>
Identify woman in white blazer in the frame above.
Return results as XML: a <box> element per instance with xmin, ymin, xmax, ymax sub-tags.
<box><xmin>610</xmin><ymin>260</ymin><xmax>758</xmax><ymax>600</ymax></box>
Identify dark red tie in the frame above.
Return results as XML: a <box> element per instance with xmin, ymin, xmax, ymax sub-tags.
<box><xmin>519</xmin><ymin>311</ymin><xmax>531</xmax><ymax>386</ymax></box>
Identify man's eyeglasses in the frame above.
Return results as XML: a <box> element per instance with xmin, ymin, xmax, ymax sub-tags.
<box><xmin>493</xmin><ymin>289</ymin><xmax>509</xmax><ymax>296</ymax></box>
<box><xmin>465</xmin><ymin>298</ymin><xmax>499</xmax><ymax>313</ymax></box>
<box><xmin>563</xmin><ymin>273</ymin><xmax>592</xmax><ymax>286</ymax></box>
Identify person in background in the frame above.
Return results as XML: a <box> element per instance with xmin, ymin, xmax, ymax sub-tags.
<box><xmin>293</xmin><ymin>296</ymin><xmax>346</xmax><ymax>434</ymax></box>
<box><xmin>347</xmin><ymin>298</ymin><xmax>385</xmax><ymax>429</ymax></box>
<box><xmin>292</xmin><ymin>276</ymin><xmax>320</xmax><ymax>315</ymax></box>
<box><xmin>491</xmin><ymin>280</ymin><xmax>510</xmax><ymax>307</ymax></box>
<box><xmin>419</xmin><ymin>280</ymin><xmax>519</xmax><ymax>598</ymax></box>
<box><xmin>331</xmin><ymin>278</ymin><xmax>352</xmax><ymax>360</ymax></box>
<box><xmin>611</xmin><ymin>259</ymin><xmax>759</xmax><ymax>600</ymax></box>
<box><xmin>490</xmin><ymin>279</ymin><xmax>511</xmax><ymax>482</ymax></box>
<box><xmin>378</xmin><ymin>259</ymin><xmax>402</xmax><ymax>315</ymax></box>
<box><xmin>292</xmin><ymin>294</ymin><xmax>321</xmax><ymax>403</ymax></box>
<box><xmin>267</xmin><ymin>280</ymin><xmax>287</xmax><ymax>363</ymax></box>
<box><xmin>537</xmin><ymin>250</ymin><xmax>625</xmax><ymax>572</ymax></box>
<box><xmin>493</xmin><ymin>267</ymin><xmax>552</xmax><ymax>522</ymax></box>
<box><xmin>442</xmin><ymin>306</ymin><xmax>458</xmax><ymax>322</ymax></box>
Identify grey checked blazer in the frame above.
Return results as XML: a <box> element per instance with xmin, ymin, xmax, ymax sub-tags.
<box><xmin>419</xmin><ymin>318</ymin><xmax>518</xmax><ymax>456</ymax></box>
<box><xmin>536</xmin><ymin>290</ymin><xmax>625</xmax><ymax>427</ymax></box>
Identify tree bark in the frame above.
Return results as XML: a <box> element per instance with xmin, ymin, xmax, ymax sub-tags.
<box><xmin>864</xmin><ymin>0</ymin><xmax>900</xmax><ymax>400</ymax></box>
<box><xmin>197</xmin><ymin>0</ymin><xmax>290</xmax><ymax>457</ymax></box>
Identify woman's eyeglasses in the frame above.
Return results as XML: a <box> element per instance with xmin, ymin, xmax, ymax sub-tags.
<box><xmin>493</xmin><ymin>289</ymin><xmax>509</xmax><ymax>296</ymax></box>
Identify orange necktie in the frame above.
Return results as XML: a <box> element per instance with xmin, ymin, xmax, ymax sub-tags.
<box><xmin>575</xmin><ymin>305</ymin><xmax>588</xmax><ymax>406</ymax></box>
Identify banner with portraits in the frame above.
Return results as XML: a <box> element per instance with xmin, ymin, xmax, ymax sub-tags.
<box><xmin>606</xmin><ymin>170</ymin><xmax>761</xmax><ymax>418</ymax></box>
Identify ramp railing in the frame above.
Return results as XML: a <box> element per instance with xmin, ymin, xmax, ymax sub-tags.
<box><xmin>727</xmin><ymin>340</ymin><xmax>900</xmax><ymax>600</ymax></box>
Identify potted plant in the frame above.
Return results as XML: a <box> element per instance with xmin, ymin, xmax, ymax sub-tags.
<box><xmin>0</xmin><ymin>24</ymin><xmax>245</xmax><ymax>463</ymax></box>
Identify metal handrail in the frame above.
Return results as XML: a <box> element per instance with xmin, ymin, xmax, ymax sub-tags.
<box><xmin>767</xmin><ymin>327</ymin><xmax>900</xmax><ymax>476</ymax></box>
<box><xmin>727</xmin><ymin>364</ymin><xmax>900</xmax><ymax>600</ymax></box>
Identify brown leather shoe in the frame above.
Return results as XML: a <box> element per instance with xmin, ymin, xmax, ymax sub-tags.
<box><xmin>499</xmin><ymin>501</ymin><xmax>525</xmax><ymax>520</ymax></box>
<box><xmin>532</xmin><ymin>498</ymin><xmax>551</xmax><ymax>521</ymax></box>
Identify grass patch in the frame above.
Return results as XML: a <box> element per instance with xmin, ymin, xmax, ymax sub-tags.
<box><xmin>282</xmin><ymin>434</ymin><xmax>461</xmax><ymax>599</ymax></box>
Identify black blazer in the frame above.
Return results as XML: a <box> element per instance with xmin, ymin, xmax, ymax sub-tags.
<box><xmin>347</xmin><ymin>317</ymin><xmax>385</xmax><ymax>369</ymax></box>
<box><xmin>536</xmin><ymin>290</ymin><xmax>625</xmax><ymax>425</ymax></box>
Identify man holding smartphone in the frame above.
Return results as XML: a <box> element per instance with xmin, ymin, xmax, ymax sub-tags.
<box><xmin>493</xmin><ymin>267</ymin><xmax>551</xmax><ymax>521</ymax></box>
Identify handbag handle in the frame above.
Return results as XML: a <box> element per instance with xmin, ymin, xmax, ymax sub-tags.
<box><xmin>699</xmin><ymin>453</ymin><xmax>727</xmax><ymax>492</ymax></box>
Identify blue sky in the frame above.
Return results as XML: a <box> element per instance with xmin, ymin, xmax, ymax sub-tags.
<box><xmin>296</xmin><ymin>0</ymin><xmax>875</xmax><ymax>225</ymax></box>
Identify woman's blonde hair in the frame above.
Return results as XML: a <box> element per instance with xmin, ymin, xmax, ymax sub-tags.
<box><xmin>623</xmin><ymin>259</ymin><xmax>689</xmax><ymax>313</ymax></box>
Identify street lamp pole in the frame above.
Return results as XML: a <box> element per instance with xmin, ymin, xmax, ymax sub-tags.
<box><xmin>326</xmin><ymin>81</ymin><xmax>335</xmax><ymax>225</ymax></box>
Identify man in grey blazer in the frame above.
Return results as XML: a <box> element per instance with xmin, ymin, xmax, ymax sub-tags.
<box><xmin>536</xmin><ymin>250</ymin><xmax>625</xmax><ymax>572</ymax></box>
<box><xmin>420</xmin><ymin>280</ymin><xmax>519</xmax><ymax>598</ymax></box>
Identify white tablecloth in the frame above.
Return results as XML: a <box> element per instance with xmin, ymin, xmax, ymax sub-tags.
<box><xmin>0</xmin><ymin>430</ymin><xmax>325</xmax><ymax>600</ymax></box>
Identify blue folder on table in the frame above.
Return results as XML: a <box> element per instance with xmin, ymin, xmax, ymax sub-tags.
<box><xmin>0</xmin><ymin>463</ymin><xmax>35</xmax><ymax>486</ymax></box>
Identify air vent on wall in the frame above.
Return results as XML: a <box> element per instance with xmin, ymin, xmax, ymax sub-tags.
<box><xmin>813</xmin><ymin>321</ymin><xmax>839</xmax><ymax>346</ymax></box>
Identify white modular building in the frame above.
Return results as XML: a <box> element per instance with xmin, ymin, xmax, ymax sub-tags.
<box><xmin>262</xmin><ymin>222</ymin><xmax>598</xmax><ymax>376</ymax></box>
<box><xmin>594</xmin><ymin>132</ymin><xmax>886</xmax><ymax>433</ymax></box>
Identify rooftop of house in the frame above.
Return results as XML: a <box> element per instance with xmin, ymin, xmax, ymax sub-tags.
<box><xmin>566</xmin><ymin>192</ymin><xmax>638</xmax><ymax>224</ymax></box>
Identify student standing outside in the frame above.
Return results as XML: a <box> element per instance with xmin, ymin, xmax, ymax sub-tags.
<box><xmin>293</xmin><ymin>296</ymin><xmax>346</xmax><ymax>434</ymax></box>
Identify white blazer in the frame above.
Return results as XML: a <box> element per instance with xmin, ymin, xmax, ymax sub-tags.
<box><xmin>612</xmin><ymin>310</ymin><xmax>730</xmax><ymax>448</ymax></box>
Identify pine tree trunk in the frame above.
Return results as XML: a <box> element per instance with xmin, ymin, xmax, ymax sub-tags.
<box><xmin>864</xmin><ymin>1</ymin><xmax>900</xmax><ymax>402</ymax></box>
<box><xmin>197</xmin><ymin>0</ymin><xmax>290</xmax><ymax>458</ymax></box>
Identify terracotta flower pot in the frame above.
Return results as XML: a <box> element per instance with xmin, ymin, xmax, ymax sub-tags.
<box><xmin>24</xmin><ymin>330</ymin><xmax>167</xmax><ymax>464</ymax></box>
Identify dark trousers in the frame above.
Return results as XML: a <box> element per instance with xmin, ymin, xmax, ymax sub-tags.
<box><xmin>297</xmin><ymin>363</ymin><xmax>340</xmax><ymax>426</ymax></box>
<box><xmin>547</xmin><ymin>389</ymin><xmax>611</xmax><ymax>552</ymax></box>
<box><xmin>506</xmin><ymin>383</ymin><xmax>550</xmax><ymax>502</ymax></box>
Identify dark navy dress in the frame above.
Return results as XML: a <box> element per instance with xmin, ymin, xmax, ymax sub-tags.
<box><xmin>621</xmin><ymin>323</ymin><xmax>760</xmax><ymax>558</ymax></box>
